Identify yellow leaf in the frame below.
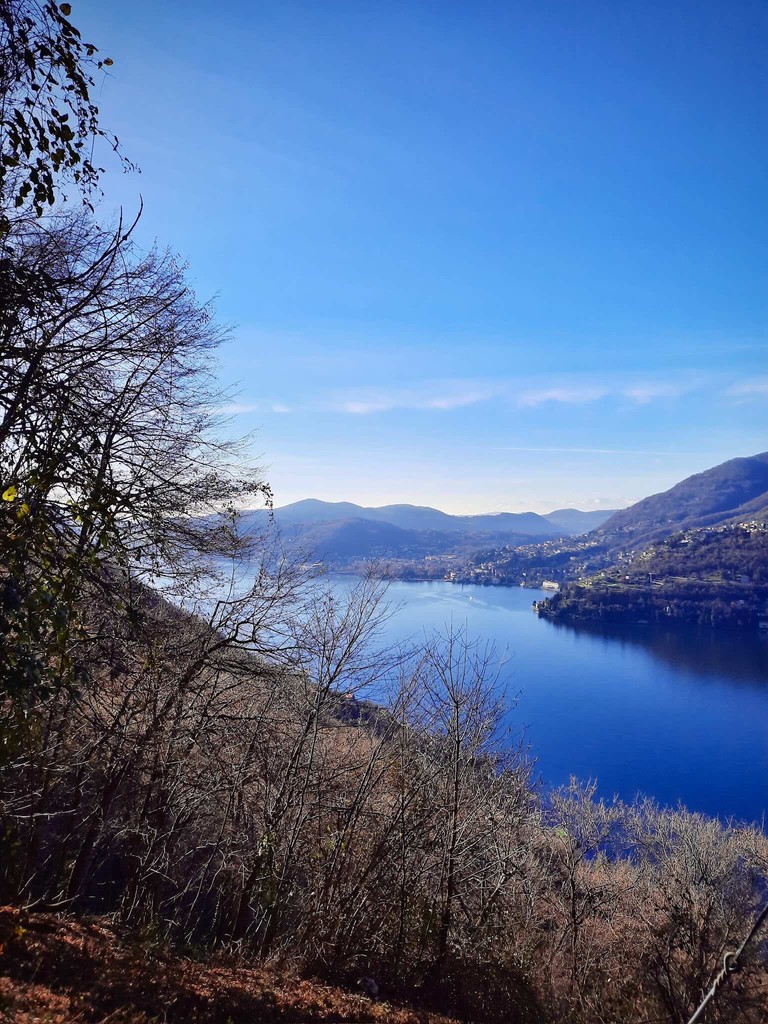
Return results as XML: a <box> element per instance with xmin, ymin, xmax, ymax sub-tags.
<box><xmin>103</xmin><ymin>57</ymin><xmax>114</xmax><ymax>67</ymax></box>
<box><xmin>2</xmin><ymin>485</ymin><xmax>17</xmax><ymax>502</ymax></box>
<box><xmin>60</xmin><ymin>3</ymin><xmax>72</xmax><ymax>15</ymax></box>
<box><xmin>17</xmin><ymin>503</ymin><xmax>31</xmax><ymax>519</ymax></box>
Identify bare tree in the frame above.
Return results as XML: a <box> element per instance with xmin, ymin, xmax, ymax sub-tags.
<box><xmin>0</xmin><ymin>211</ymin><xmax>270</xmax><ymax>696</ymax></box>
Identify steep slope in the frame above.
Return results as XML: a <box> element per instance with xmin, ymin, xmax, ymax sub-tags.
<box><xmin>538</xmin><ymin>522</ymin><xmax>768</xmax><ymax>631</ymax></box>
<box><xmin>453</xmin><ymin>453</ymin><xmax>768</xmax><ymax>588</ymax></box>
<box><xmin>595</xmin><ymin>452</ymin><xmax>768</xmax><ymax>549</ymax></box>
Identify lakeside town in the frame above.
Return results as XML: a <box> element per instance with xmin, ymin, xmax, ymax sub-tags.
<box><xmin>337</xmin><ymin>519</ymin><xmax>768</xmax><ymax>632</ymax></box>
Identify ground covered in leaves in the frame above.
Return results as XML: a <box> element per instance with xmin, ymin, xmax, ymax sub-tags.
<box><xmin>0</xmin><ymin>907</ymin><xmax>457</xmax><ymax>1023</ymax></box>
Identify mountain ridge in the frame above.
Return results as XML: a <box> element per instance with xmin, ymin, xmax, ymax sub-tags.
<box><xmin>235</xmin><ymin>500</ymin><xmax>619</xmax><ymax>566</ymax></box>
<box><xmin>263</xmin><ymin>499</ymin><xmax>618</xmax><ymax>538</ymax></box>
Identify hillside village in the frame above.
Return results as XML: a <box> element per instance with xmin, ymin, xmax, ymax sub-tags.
<box><xmin>537</xmin><ymin>522</ymin><xmax>768</xmax><ymax>630</ymax></box>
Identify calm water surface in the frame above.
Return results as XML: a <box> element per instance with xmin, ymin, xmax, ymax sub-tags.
<box><xmin>347</xmin><ymin>579</ymin><xmax>768</xmax><ymax>824</ymax></box>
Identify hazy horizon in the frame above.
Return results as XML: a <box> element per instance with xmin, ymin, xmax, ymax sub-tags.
<box><xmin>269</xmin><ymin>494</ymin><xmax>623</xmax><ymax>517</ymax></box>
<box><xmin>264</xmin><ymin>445</ymin><xmax>765</xmax><ymax>515</ymax></box>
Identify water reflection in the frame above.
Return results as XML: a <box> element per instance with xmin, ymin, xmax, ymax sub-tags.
<box><xmin>374</xmin><ymin>580</ymin><xmax>768</xmax><ymax>823</ymax></box>
<box><xmin>544</xmin><ymin>618</ymin><xmax>768</xmax><ymax>687</ymax></box>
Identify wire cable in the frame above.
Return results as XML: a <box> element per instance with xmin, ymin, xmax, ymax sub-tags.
<box><xmin>686</xmin><ymin>900</ymin><xmax>768</xmax><ymax>1024</ymax></box>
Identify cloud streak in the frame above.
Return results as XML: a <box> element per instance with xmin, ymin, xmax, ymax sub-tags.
<box><xmin>215</xmin><ymin>402</ymin><xmax>261</xmax><ymax>415</ymax></box>
<box><xmin>516</xmin><ymin>386</ymin><xmax>609</xmax><ymax>407</ymax></box>
<box><xmin>621</xmin><ymin>382</ymin><xmax>691</xmax><ymax>403</ymax></box>
<box><xmin>487</xmin><ymin>446</ymin><xmax>701</xmax><ymax>456</ymax></box>
<box><xmin>332</xmin><ymin>379</ymin><xmax>505</xmax><ymax>415</ymax></box>
<box><xmin>331</xmin><ymin>375</ymin><xmax>702</xmax><ymax>413</ymax></box>
<box><xmin>517</xmin><ymin>380</ymin><xmax>696</xmax><ymax>407</ymax></box>
<box><xmin>226</xmin><ymin>373</ymin><xmax>739</xmax><ymax>418</ymax></box>
<box><xmin>726</xmin><ymin>379</ymin><xmax>768</xmax><ymax>400</ymax></box>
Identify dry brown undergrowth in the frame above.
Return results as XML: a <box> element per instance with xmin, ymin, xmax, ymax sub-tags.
<box><xmin>0</xmin><ymin>907</ymin><xmax>458</xmax><ymax>1024</ymax></box>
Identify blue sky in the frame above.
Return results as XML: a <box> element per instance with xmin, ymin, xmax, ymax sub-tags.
<box><xmin>78</xmin><ymin>0</ymin><xmax>766</xmax><ymax>513</ymax></box>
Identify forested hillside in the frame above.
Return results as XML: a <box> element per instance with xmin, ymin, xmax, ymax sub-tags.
<box><xmin>595</xmin><ymin>452</ymin><xmax>768</xmax><ymax>548</ymax></box>
<box><xmin>537</xmin><ymin>524</ymin><xmax>768</xmax><ymax>630</ymax></box>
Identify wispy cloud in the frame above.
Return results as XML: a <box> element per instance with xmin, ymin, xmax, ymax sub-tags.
<box><xmin>621</xmin><ymin>382</ymin><xmax>691</xmax><ymax>403</ymax></box>
<box><xmin>215</xmin><ymin>402</ymin><xmax>261</xmax><ymax>415</ymax></box>
<box><xmin>726</xmin><ymin>379</ymin><xmax>768</xmax><ymax>400</ymax></box>
<box><xmin>332</xmin><ymin>379</ymin><xmax>504</xmax><ymax>415</ymax></box>
<box><xmin>214</xmin><ymin>401</ymin><xmax>294</xmax><ymax>415</ymax></box>
<box><xmin>232</xmin><ymin>374</ymin><xmax>706</xmax><ymax>418</ymax></box>
<box><xmin>516</xmin><ymin>386</ymin><xmax>609</xmax><ymax>407</ymax></box>
<box><xmin>517</xmin><ymin>379</ymin><xmax>695</xmax><ymax>407</ymax></box>
<box><xmin>488</xmin><ymin>446</ymin><xmax>695</xmax><ymax>456</ymax></box>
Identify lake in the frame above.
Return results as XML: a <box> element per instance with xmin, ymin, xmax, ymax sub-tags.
<box><xmin>342</xmin><ymin>578</ymin><xmax>768</xmax><ymax>825</ymax></box>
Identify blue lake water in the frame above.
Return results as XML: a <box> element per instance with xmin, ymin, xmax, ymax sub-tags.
<box><xmin>341</xmin><ymin>578</ymin><xmax>768</xmax><ymax>825</ymax></box>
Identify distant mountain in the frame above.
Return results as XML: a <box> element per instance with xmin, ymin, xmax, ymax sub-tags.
<box><xmin>275</xmin><ymin>499</ymin><xmax>478</xmax><ymax>533</ymax></box>
<box><xmin>237</xmin><ymin>514</ymin><xmax>551</xmax><ymax>564</ymax></box>
<box><xmin>595</xmin><ymin>452</ymin><xmax>768</xmax><ymax>550</ymax></box>
<box><xmin>260</xmin><ymin>499</ymin><xmax>615</xmax><ymax>539</ymax></box>
<box><xmin>543</xmin><ymin>508</ymin><xmax>617</xmax><ymax>535</ymax></box>
<box><xmin>305</xmin><ymin>518</ymin><xmax>453</xmax><ymax>560</ymax></box>
<box><xmin>452</xmin><ymin>511</ymin><xmax>561</xmax><ymax>536</ymax></box>
<box><xmin>234</xmin><ymin>498</ymin><xmax>618</xmax><ymax>566</ymax></box>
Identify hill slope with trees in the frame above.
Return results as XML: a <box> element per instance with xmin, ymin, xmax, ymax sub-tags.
<box><xmin>595</xmin><ymin>452</ymin><xmax>768</xmax><ymax>549</ymax></box>
<box><xmin>537</xmin><ymin>523</ymin><xmax>768</xmax><ymax>630</ymax></box>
